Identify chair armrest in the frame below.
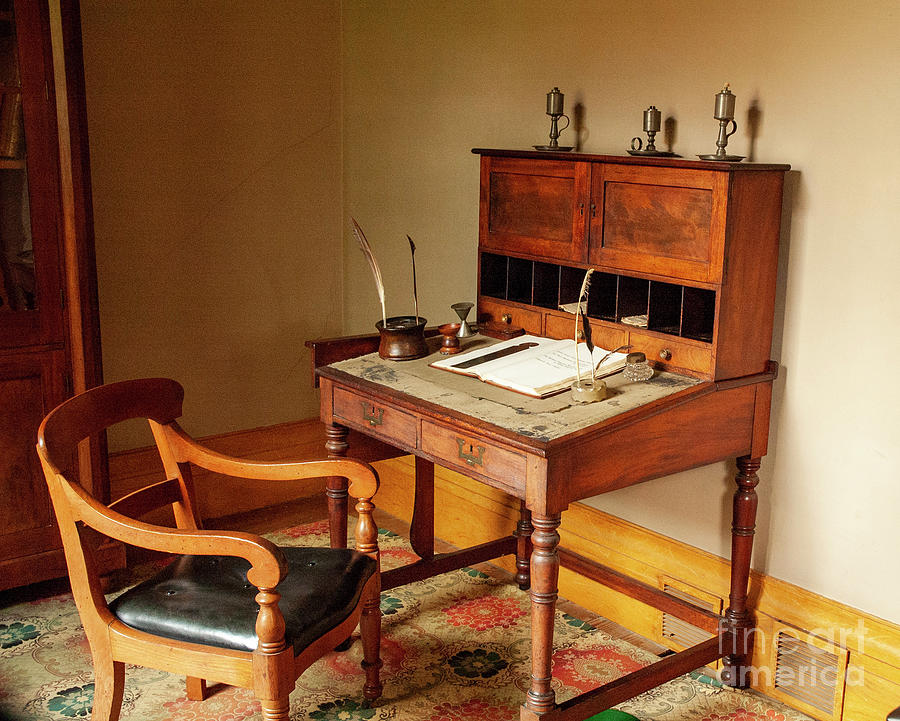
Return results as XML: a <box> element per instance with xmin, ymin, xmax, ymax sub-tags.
<box><xmin>160</xmin><ymin>422</ymin><xmax>379</xmax><ymax>499</ymax></box>
<box><xmin>61</xmin><ymin>478</ymin><xmax>287</xmax><ymax>589</ymax></box>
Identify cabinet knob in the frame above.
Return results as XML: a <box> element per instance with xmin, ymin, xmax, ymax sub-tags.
<box><xmin>658</xmin><ymin>348</ymin><xmax>672</xmax><ymax>361</ymax></box>
<box><xmin>576</xmin><ymin>329</ymin><xmax>584</xmax><ymax>341</ymax></box>
<box><xmin>501</xmin><ymin>313</ymin><xmax>512</xmax><ymax>324</ymax></box>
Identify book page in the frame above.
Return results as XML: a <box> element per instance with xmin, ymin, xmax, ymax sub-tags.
<box><xmin>482</xmin><ymin>341</ymin><xmax>628</xmax><ymax>396</ymax></box>
<box><xmin>481</xmin><ymin>340</ymin><xmax>588</xmax><ymax>395</ymax></box>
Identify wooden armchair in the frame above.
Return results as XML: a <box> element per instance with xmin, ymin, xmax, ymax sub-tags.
<box><xmin>36</xmin><ymin>378</ymin><xmax>381</xmax><ymax>721</ymax></box>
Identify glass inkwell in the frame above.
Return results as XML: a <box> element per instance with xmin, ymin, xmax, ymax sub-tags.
<box><xmin>623</xmin><ymin>352</ymin><xmax>654</xmax><ymax>382</ymax></box>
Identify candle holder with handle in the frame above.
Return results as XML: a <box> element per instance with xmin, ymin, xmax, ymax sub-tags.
<box><xmin>534</xmin><ymin>87</ymin><xmax>573</xmax><ymax>151</ymax></box>
<box><xmin>699</xmin><ymin>84</ymin><xmax>745</xmax><ymax>161</ymax></box>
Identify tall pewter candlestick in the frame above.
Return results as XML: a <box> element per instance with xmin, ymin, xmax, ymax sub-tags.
<box><xmin>534</xmin><ymin>87</ymin><xmax>572</xmax><ymax>151</ymax></box>
<box><xmin>698</xmin><ymin>84</ymin><xmax>745</xmax><ymax>161</ymax></box>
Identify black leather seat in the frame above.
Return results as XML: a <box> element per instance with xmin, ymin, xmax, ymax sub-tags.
<box><xmin>111</xmin><ymin>547</ymin><xmax>376</xmax><ymax>653</ymax></box>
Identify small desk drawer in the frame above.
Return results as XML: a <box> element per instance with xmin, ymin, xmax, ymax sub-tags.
<box><xmin>421</xmin><ymin>420</ymin><xmax>526</xmax><ymax>493</ymax></box>
<box><xmin>629</xmin><ymin>334</ymin><xmax>712</xmax><ymax>376</ymax></box>
<box><xmin>333</xmin><ymin>388</ymin><xmax>417</xmax><ymax>448</ymax></box>
<box><xmin>477</xmin><ymin>298</ymin><xmax>543</xmax><ymax>336</ymax></box>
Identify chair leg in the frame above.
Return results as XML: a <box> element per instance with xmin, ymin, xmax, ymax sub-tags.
<box><xmin>360</xmin><ymin>586</ymin><xmax>383</xmax><ymax>702</ymax></box>
<box><xmin>186</xmin><ymin>676</ymin><xmax>208</xmax><ymax>700</ymax></box>
<box><xmin>259</xmin><ymin>696</ymin><xmax>291</xmax><ymax>720</ymax></box>
<box><xmin>90</xmin><ymin>654</ymin><xmax>125</xmax><ymax>721</ymax></box>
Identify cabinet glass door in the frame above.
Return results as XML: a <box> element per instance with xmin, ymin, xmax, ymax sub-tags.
<box><xmin>0</xmin><ymin>0</ymin><xmax>62</xmax><ymax>349</ymax></box>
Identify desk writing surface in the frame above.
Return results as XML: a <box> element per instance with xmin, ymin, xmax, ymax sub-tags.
<box><xmin>328</xmin><ymin>338</ymin><xmax>700</xmax><ymax>444</ymax></box>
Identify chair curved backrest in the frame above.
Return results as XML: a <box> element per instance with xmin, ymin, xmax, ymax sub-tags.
<box><xmin>38</xmin><ymin>378</ymin><xmax>184</xmax><ymax>471</ymax></box>
<box><xmin>36</xmin><ymin>378</ymin><xmax>382</xmax><ymax>721</ymax></box>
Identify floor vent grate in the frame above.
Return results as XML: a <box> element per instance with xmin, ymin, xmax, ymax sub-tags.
<box><xmin>773</xmin><ymin>631</ymin><xmax>840</xmax><ymax>715</ymax></box>
<box><xmin>661</xmin><ymin>583</ymin><xmax>719</xmax><ymax>649</ymax></box>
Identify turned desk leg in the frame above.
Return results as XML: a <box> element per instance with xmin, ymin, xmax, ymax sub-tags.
<box><xmin>515</xmin><ymin>501</ymin><xmax>533</xmax><ymax>590</ymax></box>
<box><xmin>410</xmin><ymin>457</ymin><xmax>435</xmax><ymax>560</ymax></box>
<box><xmin>525</xmin><ymin>512</ymin><xmax>561</xmax><ymax>716</ymax></box>
<box><xmin>325</xmin><ymin>423</ymin><xmax>349</xmax><ymax>549</ymax></box>
<box><xmin>721</xmin><ymin>455</ymin><xmax>760</xmax><ymax>688</ymax></box>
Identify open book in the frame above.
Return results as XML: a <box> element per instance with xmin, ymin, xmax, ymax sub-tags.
<box><xmin>430</xmin><ymin>335</ymin><xmax>628</xmax><ymax>398</ymax></box>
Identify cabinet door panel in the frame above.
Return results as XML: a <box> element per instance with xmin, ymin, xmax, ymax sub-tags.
<box><xmin>0</xmin><ymin>1</ymin><xmax>64</xmax><ymax>348</ymax></box>
<box><xmin>590</xmin><ymin>165</ymin><xmax>727</xmax><ymax>283</ymax></box>
<box><xmin>0</xmin><ymin>351</ymin><xmax>65</xmax><ymax>566</ymax></box>
<box><xmin>480</xmin><ymin>156</ymin><xmax>589</xmax><ymax>263</ymax></box>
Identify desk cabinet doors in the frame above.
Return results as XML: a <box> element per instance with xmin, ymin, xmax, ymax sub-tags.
<box><xmin>473</xmin><ymin>150</ymin><xmax>788</xmax><ymax>380</ymax></box>
<box><xmin>479</xmin><ymin>156</ymin><xmax>589</xmax><ymax>263</ymax></box>
<box><xmin>478</xmin><ymin>156</ymin><xmax>729</xmax><ymax>285</ymax></box>
<box><xmin>590</xmin><ymin>164</ymin><xmax>728</xmax><ymax>284</ymax></box>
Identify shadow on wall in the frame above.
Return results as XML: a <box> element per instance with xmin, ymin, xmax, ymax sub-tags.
<box><xmin>746</xmin><ymin>97</ymin><xmax>763</xmax><ymax>162</ymax></box>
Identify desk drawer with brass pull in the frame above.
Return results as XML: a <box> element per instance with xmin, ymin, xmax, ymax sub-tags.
<box><xmin>477</xmin><ymin>298</ymin><xmax>543</xmax><ymax>336</ymax></box>
<box><xmin>421</xmin><ymin>420</ymin><xmax>526</xmax><ymax>493</ymax></box>
<box><xmin>333</xmin><ymin>388</ymin><xmax>417</xmax><ymax>448</ymax></box>
<box><xmin>628</xmin><ymin>334</ymin><xmax>712</xmax><ymax>376</ymax></box>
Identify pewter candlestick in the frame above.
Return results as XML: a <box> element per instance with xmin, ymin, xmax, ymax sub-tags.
<box><xmin>643</xmin><ymin>105</ymin><xmax>661</xmax><ymax>151</ymax></box>
<box><xmin>534</xmin><ymin>87</ymin><xmax>572</xmax><ymax>151</ymax></box>
<box><xmin>698</xmin><ymin>84</ymin><xmax>744</xmax><ymax>161</ymax></box>
<box><xmin>628</xmin><ymin>105</ymin><xmax>678</xmax><ymax>157</ymax></box>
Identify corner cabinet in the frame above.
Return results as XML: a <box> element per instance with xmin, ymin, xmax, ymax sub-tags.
<box><xmin>474</xmin><ymin>149</ymin><xmax>789</xmax><ymax>381</ymax></box>
<box><xmin>0</xmin><ymin>1</ymin><xmax>117</xmax><ymax>590</ymax></box>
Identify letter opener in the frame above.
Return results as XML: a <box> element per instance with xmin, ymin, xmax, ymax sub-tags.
<box><xmin>451</xmin><ymin>342</ymin><xmax>539</xmax><ymax>369</ymax></box>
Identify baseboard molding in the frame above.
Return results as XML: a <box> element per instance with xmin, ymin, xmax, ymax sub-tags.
<box><xmin>109</xmin><ymin>422</ymin><xmax>900</xmax><ymax>721</ymax></box>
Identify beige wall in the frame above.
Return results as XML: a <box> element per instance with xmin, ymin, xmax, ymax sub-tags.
<box><xmin>342</xmin><ymin>0</ymin><xmax>900</xmax><ymax>624</ymax></box>
<box><xmin>79</xmin><ymin>1</ymin><xmax>343</xmax><ymax>448</ymax></box>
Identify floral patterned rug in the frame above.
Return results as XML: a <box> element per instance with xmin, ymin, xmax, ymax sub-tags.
<box><xmin>0</xmin><ymin>521</ymin><xmax>812</xmax><ymax>721</ymax></box>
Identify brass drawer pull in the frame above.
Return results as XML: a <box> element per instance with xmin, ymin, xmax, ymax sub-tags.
<box><xmin>360</xmin><ymin>402</ymin><xmax>384</xmax><ymax>427</ymax></box>
<box><xmin>456</xmin><ymin>438</ymin><xmax>485</xmax><ymax>467</ymax></box>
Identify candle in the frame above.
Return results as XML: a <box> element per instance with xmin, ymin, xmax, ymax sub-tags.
<box><xmin>643</xmin><ymin>106</ymin><xmax>661</xmax><ymax>133</ymax></box>
<box><xmin>546</xmin><ymin>87</ymin><xmax>564</xmax><ymax>116</ymax></box>
<box><xmin>715</xmin><ymin>84</ymin><xmax>736</xmax><ymax>121</ymax></box>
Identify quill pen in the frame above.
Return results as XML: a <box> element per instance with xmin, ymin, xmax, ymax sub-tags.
<box><xmin>574</xmin><ymin>268</ymin><xmax>593</xmax><ymax>384</ymax></box>
<box><xmin>350</xmin><ymin>218</ymin><xmax>387</xmax><ymax>326</ymax></box>
<box><xmin>581</xmin><ymin>311</ymin><xmax>594</xmax><ymax>382</ymax></box>
<box><xmin>407</xmin><ymin>235</ymin><xmax>419</xmax><ymax>323</ymax></box>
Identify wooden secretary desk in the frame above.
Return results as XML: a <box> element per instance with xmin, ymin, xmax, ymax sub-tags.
<box><xmin>309</xmin><ymin>148</ymin><xmax>790</xmax><ymax>720</ymax></box>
